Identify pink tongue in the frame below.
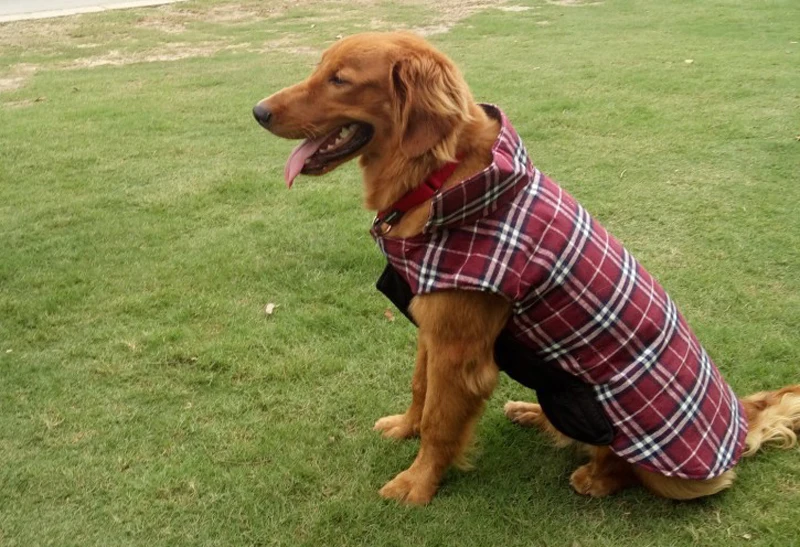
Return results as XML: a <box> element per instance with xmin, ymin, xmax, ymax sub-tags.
<box><xmin>284</xmin><ymin>134</ymin><xmax>329</xmax><ymax>188</ymax></box>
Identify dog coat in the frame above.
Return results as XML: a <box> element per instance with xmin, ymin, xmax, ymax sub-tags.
<box><xmin>371</xmin><ymin>104</ymin><xmax>747</xmax><ymax>480</ymax></box>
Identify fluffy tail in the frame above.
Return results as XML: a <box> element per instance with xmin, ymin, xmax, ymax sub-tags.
<box><xmin>740</xmin><ymin>385</ymin><xmax>800</xmax><ymax>457</ymax></box>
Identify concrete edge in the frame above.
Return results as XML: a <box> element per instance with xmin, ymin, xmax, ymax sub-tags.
<box><xmin>0</xmin><ymin>0</ymin><xmax>186</xmax><ymax>23</ymax></box>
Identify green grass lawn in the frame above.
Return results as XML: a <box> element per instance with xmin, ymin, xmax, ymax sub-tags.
<box><xmin>1</xmin><ymin>0</ymin><xmax>799</xmax><ymax>545</ymax></box>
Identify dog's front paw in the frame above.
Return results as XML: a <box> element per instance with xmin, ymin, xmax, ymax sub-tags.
<box><xmin>373</xmin><ymin>414</ymin><xmax>419</xmax><ymax>439</ymax></box>
<box><xmin>379</xmin><ymin>469</ymin><xmax>437</xmax><ymax>505</ymax></box>
<box><xmin>504</xmin><ymin>400</ymin><xmax>544</xmax><ymax>428</ymax></box>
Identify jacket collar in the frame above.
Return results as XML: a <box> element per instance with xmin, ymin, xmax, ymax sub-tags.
<box><xmin>422</xmin><ymin>104</ymin><xmax>533</xmax><ymax>232</ymax></box>
<box><xmin>370</xmin><ymin>104</ymin><xmax>534</xmax><ymax>239</ymax></box>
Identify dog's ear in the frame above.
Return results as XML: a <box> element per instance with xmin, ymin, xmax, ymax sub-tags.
<box><xmin>391</xmin><ymin>53</ymin><xmax>471</xmax><ymax>159</ymax></box>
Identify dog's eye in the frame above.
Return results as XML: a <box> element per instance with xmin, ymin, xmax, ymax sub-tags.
<box><xmin>329</xmin><ymin>74</ymin><xmax>349</xmax><ymax>86</ymax></box>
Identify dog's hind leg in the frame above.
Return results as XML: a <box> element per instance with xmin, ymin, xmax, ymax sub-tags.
<box><xmin>572</xmin><ymin>448</ymin><xmax>735</xmax><ymax>500</ymax></box>
<box><xmin>504</xmin><ymin>401</ymin><xmax>574</xmax><ymax>448</ymax></box>
<box><xmin>569</xmin><ymin>446</ymin><xmax>639</xmax><ymax>497</ymax></box>
<box><xmin>504</xmin><ymin>401</ymin><xmax>544</xmax><ymax>427</ymax></box>
<box><xmin>630</xmin><ymin>384</ymin><xmax>800</xmax><ymax>500</ymax></box>
<box><xmin>633</xmin><ymin>466</ymin><xmax>736</xmax><ymax>500</ymax></box>
<box><xmin>374</xmin><ymin>340</ymin><xmax>427</xmax><ymax>439</ymax></box>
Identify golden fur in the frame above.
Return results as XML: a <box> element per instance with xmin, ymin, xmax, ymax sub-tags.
<box><xmin>255</xmin><ymin>31</ymin><xmax>800</xmax><ymax>504</ymax></box>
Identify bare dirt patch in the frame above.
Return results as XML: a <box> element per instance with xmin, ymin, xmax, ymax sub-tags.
<box><xmin>498</xmin><ymin>5</ymin><xmax>534</xmax><ymax>12</ymax></box>
<box><xmin>412</xmin><ymin>24</ymin><xmax>453</xmax><ymax>37</ymax></box>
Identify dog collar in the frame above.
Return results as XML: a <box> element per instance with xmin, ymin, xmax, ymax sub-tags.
<box><xmin>373</xmin><ymin>158</ymin><xmax>461</xmax><ymax>233</ymax></box>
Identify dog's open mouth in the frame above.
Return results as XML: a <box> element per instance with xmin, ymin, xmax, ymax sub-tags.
<box><xmin>284</xmin><ymin>123</ymin><xmax>374</xmax><ymax>187</ymax></box>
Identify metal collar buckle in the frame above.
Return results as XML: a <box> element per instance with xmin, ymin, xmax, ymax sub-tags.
<box><xmin>373</xmin><ymin>210</ymin><xmax>401</xmax><ymax>235</ymax></box>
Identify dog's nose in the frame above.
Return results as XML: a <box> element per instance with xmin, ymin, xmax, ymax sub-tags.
<box><xmin>252</xmin><ymin>103</ymin><xmax>272</xmax><ymax>128</ymax></box>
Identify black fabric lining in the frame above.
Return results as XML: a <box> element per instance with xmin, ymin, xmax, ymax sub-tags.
<box><xmin>376</xmin><ymin>262</ymin><xmax>614</xmax><ymax>446</ymax></box>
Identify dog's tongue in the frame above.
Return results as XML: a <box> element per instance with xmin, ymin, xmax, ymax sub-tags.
<box><xmin>284</xmin><ymin>136</ymin><xmax>327</xmax><ymax>188</ymax></box>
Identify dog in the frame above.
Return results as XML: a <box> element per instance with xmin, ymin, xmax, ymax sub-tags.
<box><xmin>253</xmin><ymin>31</ymin><xmax>800</xmax><ymax>505</ymax></box>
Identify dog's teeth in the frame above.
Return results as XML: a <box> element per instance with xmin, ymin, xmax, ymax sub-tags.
<box><xmin>318</xmin><ymin>125</ymin><xmax>356</xmax><ymax>154</ymax></box>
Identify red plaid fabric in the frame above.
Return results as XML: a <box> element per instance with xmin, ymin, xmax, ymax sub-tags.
<box><xmin>372</xmin><ymin>105</ymin><xmax>747</xmax><ymax>480</ymax></box>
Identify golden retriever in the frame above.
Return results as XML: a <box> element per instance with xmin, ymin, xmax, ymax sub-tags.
<box><xmin>253</xmin><ymin>31</ymin><xmax>800</xmax><ymax>505</ymax></box>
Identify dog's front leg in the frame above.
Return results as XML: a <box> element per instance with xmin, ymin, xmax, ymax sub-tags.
<box><xmin>374</xmin><ymin>339</ymin><xmax>427</xmax><ymax>439</ymax></box>
<box><xmin>378</xmin><ymin>331</ymin><xmax>497</xmax><ymax>504</ymax></box>
<box><xmin>378</xmin><ymin>292</ymin><xmax>507</xmax><ymax>505</ymax></box>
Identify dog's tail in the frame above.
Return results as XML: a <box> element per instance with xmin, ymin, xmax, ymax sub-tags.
<box><xmin>740</xmin><ymin>385</ymin><xmax>800</xmax><ymax>457</ymax></box>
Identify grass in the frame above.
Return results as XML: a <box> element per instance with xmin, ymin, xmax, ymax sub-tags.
<box><xmin>1</xmin><ymin>0</ymin><xmax>799</xmax><ymax>545</ymax></box>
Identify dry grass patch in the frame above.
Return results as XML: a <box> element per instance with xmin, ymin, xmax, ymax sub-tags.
<box><xmin>135</xmin><ymin>18</ymin><xmax>187</xmax><ymax>33</ymax></box>
<box><xmin>0</xmin><ymin>19</ymin><xmax>81</xmax><ymax>49</ymax></box>
<box><xmin>0</xmin><ymin>0</ymin><xmax>532</xmax><ymax>83</ymax></box>
<box><xmin>0</xmin><ymin>64</ymin><xmax>37</xmax><ymax>92</ymax></box>
<box><xmin>1</xmin><ymin>0</ymin><xmax>522</xmax><ymax>80</ymax></box>
<box><xmin>62</xmin><ymin>37</ymin><xmax>317</xmax><ymax>69</ymax></box>
<box><xmin>545</xmin><ymin>0</ymin><xmax>604</xmax><ymax>5</ymax></box>
<box><xmin>1</xmin><ymin>97</ymin><xmax>46</xmax><ymax>109</ymax></box>
<box><xmin>64</xmin><ymin>43</ymin><xmax>228</xmax><ymax>68</ymax></box>
<box><xmin>368</xmin><ymin>0</ymin><xmax>516</xmax><ymax>36</ymax></box>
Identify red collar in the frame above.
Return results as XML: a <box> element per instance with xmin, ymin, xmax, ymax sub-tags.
<box><xmin>373</xmin><ymin>159</ymin><xmax>461</xmax><ymax>231</ymax></box>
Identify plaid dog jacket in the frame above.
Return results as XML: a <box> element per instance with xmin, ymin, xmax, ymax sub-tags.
<box><xmin>371</xmin><ymin>105</ymin><xmax>747</xmax><ymax>480</ymax></box>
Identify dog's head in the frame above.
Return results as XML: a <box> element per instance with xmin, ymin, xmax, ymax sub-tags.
<box><xmin>253</xmin><ymin>32</ymin><xmax>472</xmax><ymax>188</ymax></box>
